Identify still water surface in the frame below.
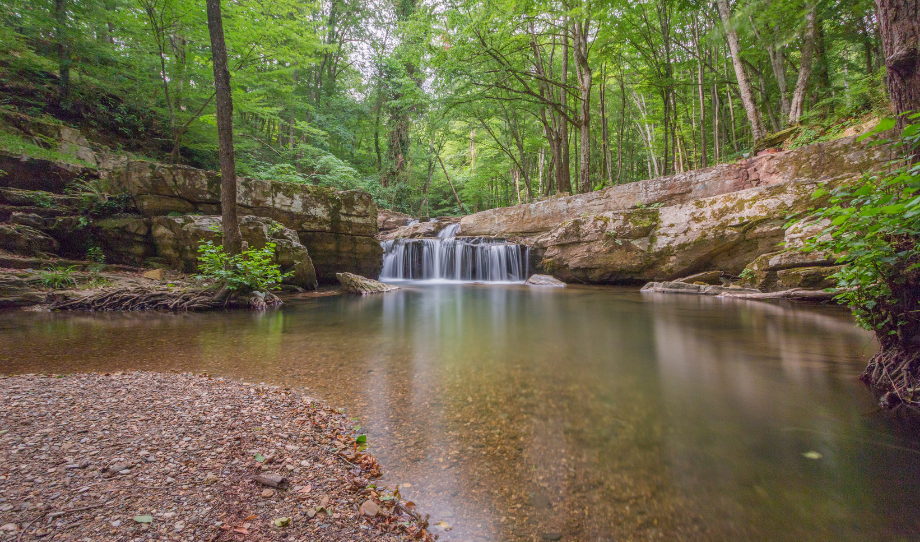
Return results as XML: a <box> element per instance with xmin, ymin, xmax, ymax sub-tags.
<box><xmin>1</xmin><ymin>284</ymin><xmax>918</xmax><ymax>541</ymax></box>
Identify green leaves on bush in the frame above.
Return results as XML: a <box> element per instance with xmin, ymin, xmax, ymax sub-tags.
<box><xmin>196</xmin><ymin>241</ymin><xmax>291</xmax><ymax>292</ymax></box>
<box><xmin>796</xmin><ymin>118</ymin><xmax>920</xmax><ymax>339</ymax></box>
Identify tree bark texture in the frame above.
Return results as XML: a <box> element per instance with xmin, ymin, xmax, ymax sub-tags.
<box><xmin>206</xmin><ymin>0</ymin><xmax>242</xmax><ymax>255</ymax></box>
<box><xmin>875</xmin><ymin>0</ymin><xmax>920</xmax><ymax>134</ymax></box>
<box><xmin>715</xmin><ymin>0</ymin><xmax>767</xmax><ymax>142</ymax></box>
<box><xmin>788</xmin><ymin>6</ymin><xmax>817</xmax><ymax>124</ymax></box>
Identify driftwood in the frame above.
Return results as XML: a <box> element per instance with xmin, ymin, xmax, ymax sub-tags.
<box><xmin>717</xmin><ymin>288</ymin><xmax>840</xmax><ymax>301</ymax></box>
<box><xmin>48</xmin><ymin>286</ymin><xmax>282</xmax><ymax>312</ymax></box>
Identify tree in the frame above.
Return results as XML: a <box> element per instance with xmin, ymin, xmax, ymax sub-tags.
<box><xmin>875</xmin><ymin>0</ymin><xmax>920</xmax><ymax>135</ymax></box>
<box><xmin>715</xmin><ymin>0</ymin><xmax>767</xmax><ymax>141</ymax></box>
<box><xmin>205</xmin><ymin>0</ymin><xmax>242</xmax><ymax>255</ymax></box>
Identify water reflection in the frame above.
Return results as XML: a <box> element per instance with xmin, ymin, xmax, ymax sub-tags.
<box><xmin>1</xmin><ymin>285</ymin><xmax>918</xmax><ymax>541</ymax></box>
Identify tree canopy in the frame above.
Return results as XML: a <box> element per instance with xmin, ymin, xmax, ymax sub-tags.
<box><xmin>0</xmin><ymin>0</ymin><xmax>891</xmax><ymax>215</ymax></box>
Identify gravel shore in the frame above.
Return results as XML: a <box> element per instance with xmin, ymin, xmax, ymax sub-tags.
<box><xmin>0</xmin><ymin>372</ymin><xmax>434</xmax><ymax>541</ymax></box>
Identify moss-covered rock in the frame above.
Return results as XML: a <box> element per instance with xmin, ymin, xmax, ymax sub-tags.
<box><xmin>777</xmin><ymin>266</ymin><xmax>841</xmax><ymax>290</ymax></box>
<box><xmin>150</xmin><ymin>215</ymin><xmax>318</xmax><ymax>289</ymax></box>
<box><xmin>104</xmin><ymin>161</ymin><xmax>380</xmax><ymax>280</ymax></box>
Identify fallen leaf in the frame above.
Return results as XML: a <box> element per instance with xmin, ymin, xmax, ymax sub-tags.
<box><xmin>254</xmin><ymin>453</ymin><xmax>266</xmax><ymax>463</ymax></box>
<box><xmin>802</xmin><ymin>451</ymin><xmax>823</xmax><ymax>460</ymax></box>
<box><xmin>356</xmin><ymin>434</ymin><xmax>367</xmax><ymax>444</ymax></box>
<box><xmin>133</xmin><ymin>515</ymin><xmax>153</xmax><ymax>524</ymax></box>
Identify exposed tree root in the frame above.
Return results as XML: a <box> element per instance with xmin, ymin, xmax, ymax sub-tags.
<box><xmin>48</xmin><ymin>286</ymin><xmax>282</xmax><ymax>312</ymax></box>
<box><xmin>861</xmin><ymin>346</ymin><xmax>920</xmax><ymax>410</ymax></box>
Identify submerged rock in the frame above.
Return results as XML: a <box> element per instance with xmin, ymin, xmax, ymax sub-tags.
<box><xmin>525</xmin><ymin>274</ymin><xmax>566</xmax><ymax>287</ymax></box>
<box><xmin>336</xmin><ymin>272</ymin><xmax>399</xmax><ymax>295</ymax></box>
<box><xmin>641</xmin><ymin>281</ymin><xmax>761</xmax><ymax>296</ymax></box>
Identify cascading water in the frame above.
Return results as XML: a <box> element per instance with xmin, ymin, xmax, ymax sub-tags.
<box><xmin>380</xmin><ymin>224</ymin><xmax>530</xmax><ymax>282</ymax></box>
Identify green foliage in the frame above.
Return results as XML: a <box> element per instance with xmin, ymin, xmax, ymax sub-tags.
<box><xmin>196</xmin><ymin>241</ymin><xmax>291</xmax><ymax>292</ymax></box>
<box><xmin>39</xmin><ymin>264</ymin><xmax>79</xmax><ymax>289</ymax></box>
<box><xmin>797</xmin><ymin>118</ymin><xmax>920</xmax><ymax>339</ymax></box>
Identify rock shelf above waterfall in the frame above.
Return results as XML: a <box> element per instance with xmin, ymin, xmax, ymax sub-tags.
<box><xmin>380</xmin><ymin>231</ymin><xmax>530</xmax><ymax>283</ymax></box>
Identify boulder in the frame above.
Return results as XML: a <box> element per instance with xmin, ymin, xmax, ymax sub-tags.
<box><xmin>378</xmin><ymin>220</ymin><xmax>440</xmax><ymax>241</ymax></box>
<box><xmin>641</xmin><ymin>281</ymin><xmax>761</xmax><ymax>296</ymax></box>
<box><xmin>90</xmin><ymin>216</ymin><xmax>153</xmax><ymax>266</ymax></box>
<box><xmin>674</xmin><ymin>270</ymin><xmax>723</xmax><ymax>285</ymax></box>
<box><xmin>134</xmin><ymin>195</ymin><xmax>195</xmax><ymax>217</ymax></box>
<box><xmin>377</xmin><ymin>216</ymin><xmax>461</xmax><ymax>241</ymax></box>
<box><xmin>532</xmin><ymin>175</ymin><xmax>837</xmax><ymax>284</ymax></box>
<box><xmin>151</xmin><ymin>215</ymin><xmax>318</xmax><ymax>289</ymax></box>
<box><xmin>0</xmin><ymin>275</ymin><xmax>46</xmax><ymax>308</ymax></box>
<box><xmin>0</xmin><ymin>224</ymin><xmax>60</xmax><ymax>256</ymax></box>
<box><xmin>525</xmin><ymin>274</ymin><xmax>566</xmax><ymax>287</ymax></box>
<box><xmin>377</xmin><ymin>210</ymin><xmax>415</xmax><ymax>232</ymax></box>
<box><xmin>9</xmin><ymin>212</ymin><xmax>45</xmax><ymax>229</ymax></box>
<box><xmin>336</xmin><ymin>272</ymin><xmax>400</xmax><ymax>295</ymax></box>
<box><xmin>776</xmin><ymin>266</ymin><xmax>841</xmax><ymax>290</ymax></box>
<box><xmin>104</xmin><ymin>161</ymin><xmax>382</xmax><ymax>280</ymax></box>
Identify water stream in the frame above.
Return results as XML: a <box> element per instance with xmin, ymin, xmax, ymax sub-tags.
<box><xmin>1</xmin><ymin>285</ymin><xmax>918</xmax><ymax>541</ymax></box>
<box><xmin>380</xmin><ymin>224</ymin><xmax>530</xmax><ymax>282</ymax></box>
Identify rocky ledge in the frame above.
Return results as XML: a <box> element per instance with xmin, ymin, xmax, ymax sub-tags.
<box><xmin>0</xmin><ymin>372</ymin><xmax>433</xmax><ymax>541</ymax></box>
<box><xmin>457</xmin><ymin>134</ymin><xmax>889</xmax><ymax>290</ymax></box>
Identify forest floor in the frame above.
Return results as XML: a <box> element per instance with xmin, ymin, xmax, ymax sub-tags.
<box><xmin>0</xmin><ymin>372</ymin><xmax>434</xmax><ymax>541</ymax></box>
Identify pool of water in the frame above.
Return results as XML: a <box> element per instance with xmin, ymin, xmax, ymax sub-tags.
<box><xmin>1</xmin><ymin>283</ymin><xmax>918</xmax><ymax>541</ymax></box>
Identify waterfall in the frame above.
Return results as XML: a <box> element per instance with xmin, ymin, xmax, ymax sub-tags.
<box><xmin>380</xmin><ymin>224</ymin><xmax>530</xmax><ymax>282</ymax></box>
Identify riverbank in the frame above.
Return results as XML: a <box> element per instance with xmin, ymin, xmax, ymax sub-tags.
<box><xmin>0</xmin><ymin>372</ymin><xmax>433</xmax><ymax>541</ymax></box>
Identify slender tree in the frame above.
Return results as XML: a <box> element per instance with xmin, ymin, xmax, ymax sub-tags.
<box><xmin>205</xmin><ymin>0</ymin><xmax>242</xmax><ymax>255</ymax></box>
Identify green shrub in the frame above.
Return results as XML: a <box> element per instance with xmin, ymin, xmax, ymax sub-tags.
<box><xmin>196</xmin><ymin>241</ymin><xmax>291</xmax><ymax>292</ymax></box>
<box><xmin>796</xmin><ymin>117</ymin><xmax>920</xmax><ymax>341</ymax></box>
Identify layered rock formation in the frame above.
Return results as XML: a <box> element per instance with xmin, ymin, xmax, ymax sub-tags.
<box><xmin>459</xmin><ymin>134</ymin><xmax>889</xmax><ymax>287</ymax></box>
<box><xmin>460</xmin><ymin>135</ymin><xmax>886</xmax><ymax>238</ymax></box>
<box><xmin>104</xmin><ymin>161</ymin><xmax>381</xmax><ymax>282</ymax></box>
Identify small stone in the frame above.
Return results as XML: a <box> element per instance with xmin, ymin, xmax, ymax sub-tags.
<box><xmin>261</xmin><ymin>489</ymin><xmax>275</xmax><ymax>498</ymax></box>
<box><xmin>253</xmin><ymin>473</ymin><xmax>288</xmax><ymax>488</ymax></box>
<box><xmin>204</xmin><ymin>474</ymin><xmax>218</xmax><ymax>484</ymax></box>
<box><xmin>0</xmin><ymin>524</ymin><xmax>17</xmax><ymax>532</ymax></box>
<box><xmin>142</xmin><ymin>269</ymin><xmax>165</xmax><ymax>280</ymax></box>
<box><xmin>110</xmin><ymin>520</ymin><xmax>122</xmax><ymax>527</ymax></box>
<box><xmin>360</xmin><ymin>500</ymin><xmax>380</xmax><ymax>517</ymax></box>
<box><xmin>541</xmin><ymin>533</ymin><xmax>563</xmax><ymax>541</ymax></box>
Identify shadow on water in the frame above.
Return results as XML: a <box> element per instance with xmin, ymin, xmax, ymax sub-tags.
<box><xmin>1</xmin><ymin>284</ymin><xmax>918</xmax><ymax>541</ymax></box>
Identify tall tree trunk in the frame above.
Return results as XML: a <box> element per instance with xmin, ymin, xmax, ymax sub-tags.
<box><xmin>715</xmin><ymin>0</ymin><xmax>767</xmax><ymax>141</ymax></box>
<box><xmin>789</xmin><ymin>6</ymin><xmax>817</xmax><ymax>124</ymax></box>
<box><xmin>616</xmin><ymin>75</ymin><xmax>626</xmax><ymax>183</ymax></box>
<box><xmin>600</xmin><ymin>67</ymin><xmax>613</xmax><ymax>187</ymax></box>
<box><xmin>54</xmin><ymin>0</ymin><xmax>70</xmax><ymax>96</ymax></box>
<box><xmin>206</xmin><ymin>0</ymin><xmax>242</xmax><ymax>256</ymax></box>
<box><xmin>875</xmin><ymin>0</ymin><xmax>920</xmax><ymax>139</ymax></box>
<box><xmin>692</xmin><ymin>20</ymin><xmax>708</xmax><ymax>168</ymax></box>
<box><xmin>573</xmin><ymin>18</ymin><xmax>592</xmax><ymax>193</ymax></box>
